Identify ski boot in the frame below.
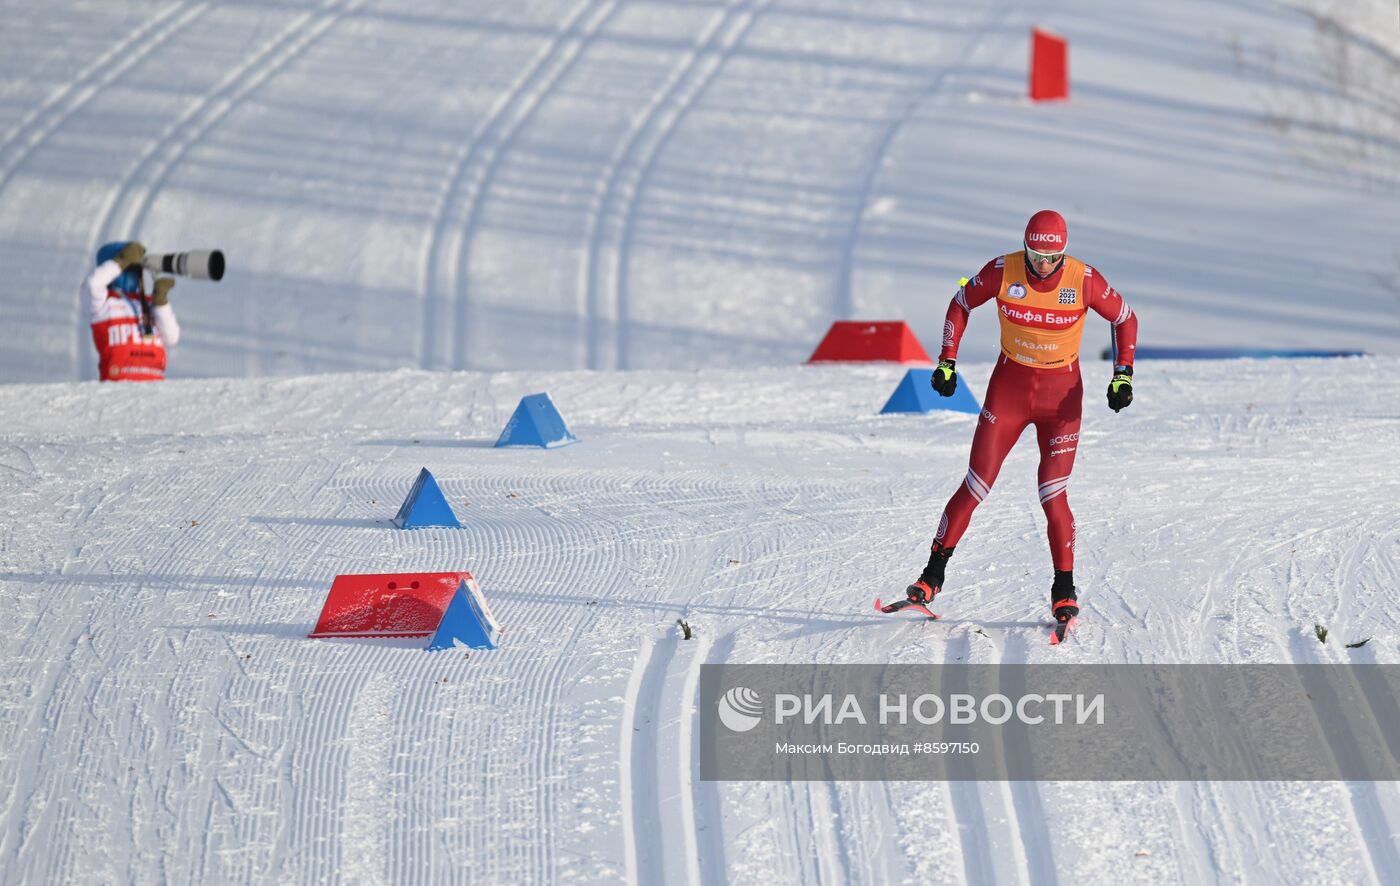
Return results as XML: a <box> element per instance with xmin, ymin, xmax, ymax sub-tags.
<box><xmin>877</xmin><ymin>543</ymin><xmax>953</xmax><ymax>616</ymax></box>
<box><xmin>908</xmin><ymin>542</ymin><xmax>954</xmax><ymax>605</ymax></box>
<box><xmin>1049</xmin><ymin>569</ymin><xmax>1078</xmax><ymax>644</ymax></box>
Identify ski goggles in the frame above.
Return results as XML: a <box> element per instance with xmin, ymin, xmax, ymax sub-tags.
<box><xmin>1025</xmin><ymin>245</ymin><xmax>1065</xmax><ymax>264</ymax></box>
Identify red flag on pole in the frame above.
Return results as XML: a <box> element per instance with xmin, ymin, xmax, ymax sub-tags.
<box><xmin>1030</xmin><ymin>28</ymin><xmax>1069</xmax><ymax>101</ymax></box>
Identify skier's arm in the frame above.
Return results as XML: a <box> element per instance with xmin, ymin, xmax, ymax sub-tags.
<box><xmin>939</xmin><ymin>260</ymin><xmax>1002</xmax><ymax>361</ymax></box>
<box><xmin>81</xmin><ymin>260</ymin><xmax>122</xmax><ymax>325</ymax></box>
<box><xmin>1085</xmin><ymin>268</ymin><xmax>1137</xmax><ymax>411</ymax></box>
<box><xmin>1084</xmin><ymin>268</ymin><xmax>1137</xmax><ymax>368</ymax></box>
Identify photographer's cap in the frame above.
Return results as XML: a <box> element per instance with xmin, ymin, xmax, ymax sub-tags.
<box><xmin>96</xmin><ymin>241</ymin><xmax>141</xmax><ymax>293</ymax></box>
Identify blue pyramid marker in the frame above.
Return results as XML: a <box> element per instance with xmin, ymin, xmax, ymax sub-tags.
<box><xmin>392</xmin><ymin>467</ymin><xmax>462</xmax><ymax>529</ymax></box>
<box><xmin>880</xmin><ymin>369</ymin><xmax>980</xmax><ymax>415</ymax></box>
<box><xmin>426</xmin><ymin>579</ymin><xmax>501</xmax><ymax>650</ymax></box>
<box><xmin>495</xmin><ymin>393</ymin><xmax>578</xmax><ymax>449</ymax></box>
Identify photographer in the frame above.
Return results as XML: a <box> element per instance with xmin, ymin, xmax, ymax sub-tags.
<box><xmin>81</xmin><ymin>241</ymin><xmax>180</xmax><ymax>382</ymax></box>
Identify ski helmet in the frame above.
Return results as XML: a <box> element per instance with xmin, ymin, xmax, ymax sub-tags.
<box><xmin>96</xmin><ymin>241</ymin><xmax>142</xmax><ymax>293</ymax></box>
<box><xmin>1023</xmin><ymin>210</ymin><xmax>1067</xmax><ymax>255</ymax></box>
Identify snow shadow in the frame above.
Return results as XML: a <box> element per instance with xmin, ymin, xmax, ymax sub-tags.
<box><xmin>162</xmin><ymin>620</ymin><xmax>314</xmax><ymax>641</ymax></box>
<box><xmin>168</xmin><ymin>621</ymin><xmax>432</xmax><ymax>649</ymax></box>
<box><xmin>248</xmin><ymin>515</ymin><xmax>389</xmax><ymax>529</ymax></box>
<box><xmin>488</xmin><ymin>583</ymin><xmax>844</xmax><ymax>626</ymax></box>
<box><xmin>1</xmin><ymin>571</ymin><xmax>315</xmax><ymax>592</ymax></box>
<box><xmin>357</xmin><ymin>438</ymin><xmax>498</xmax><ymax>449</ymax></box>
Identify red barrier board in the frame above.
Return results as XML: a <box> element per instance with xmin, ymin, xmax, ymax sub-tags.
<box><xmin>309</xmin><ymin>572</ymin><xmax>475</xmax><ymax>637</ymax></box>
<box><xmin>806</xmin><ymin>321</ymin><xmax>932</xmax><ymax>364</ymax></box>
<box><xmin>1030</xmin><ymin>28</ymin><xmax>1069</xmax><ymax>101</ymax></box>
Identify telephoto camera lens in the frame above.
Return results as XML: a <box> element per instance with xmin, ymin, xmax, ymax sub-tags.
<box><xmin>144</xmin><ymin>250</ymin><xmax>225</xmax><ymax>281</ymax></box>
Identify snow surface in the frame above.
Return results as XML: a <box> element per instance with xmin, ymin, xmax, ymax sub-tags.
<box><xmin>0</xmin><ymin>0</ymin><xmax>1395</xmax><ymax>383</ymax></box>
<box><xmin>2</xmin><ymin>0</ymin><xmax>1399</xmax><ymax>883</ymax></box>
<box><xmin>3</xmin><ymin>358</ymin><xmax>1400</xmax><ymax>883</ymax></box>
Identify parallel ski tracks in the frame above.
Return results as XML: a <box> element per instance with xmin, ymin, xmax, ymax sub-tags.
<box><xmin>419</xmin><ymin>0</ymin><xmax>625</xmax><ymax>371</ymax></box>
<box><xmin>0</xmin><ymin>1</ymin><xmax>208</xmax><ymax>194</ymax></box>
<box><xmin>622</xmin><ymin>630</ymin><xmax>715</xmax><ymax>886</ymax></box>
<box><xmin>832</xmin><ymin>1</ymin><xmax>1017</xmax><ymax>318</ymax></box>
<box><xmin>1285</xmin><ymin>594</ymin><xmax>1400</xmax><ymax>884</ymax></box>
<box><xmin>424</xmin><ymin>466</ymin><xmax>874</xmax><ymax>884</ymax></box>
<box><xmin>580</xmin><ymin>0</ymin><xmax>772</xmax><ymax>370</ymax></box>
<box><xmin>0</xmin><ymin>0</ymin><xmax>208</xmax><ymax>382</ymax></box>
<box><xmin>82</xmin><ymin>0</ymin><xmax>368</xmax><ymax>379</ymax></box>
<box><xmin>100</xmin><ymin>0</ymin><xmax>371</xmax><ymax>238</ymax></box>
<box><xmin>941</xmin><ymin>632</ymin><xmax>1041</xmax><ymax>886</ymax></box>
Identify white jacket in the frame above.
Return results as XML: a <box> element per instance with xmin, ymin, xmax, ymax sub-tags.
<box><xmin>82</xmin><ymin>259</ymin><xmax>180</xmax><ymax>345</ymax></box>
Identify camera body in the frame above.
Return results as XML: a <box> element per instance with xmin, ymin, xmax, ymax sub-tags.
<box><xmin>143</xmin><ymin>250</ymin><xmax>224</xmax><ymax>281</ymax></box>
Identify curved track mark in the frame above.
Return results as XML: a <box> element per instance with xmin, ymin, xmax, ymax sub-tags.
<box><xmin>433</xmin><ymin>0</ymin><xmax>625</xmax><ymax>371</ymax></box>
<box><xmin>578</xmin><ymin>0</ymin><xmax>769</xmax><ymax>370</ymax></box>
<box><xmin>0</xmin><ymin>2</ymin><xmax>206</xmax><ymax>194</ymax></box>
<box><xmin>693</xmin><ymin>631</ymin><xmax>736</xmax><ymax>886</ymax></box>
<box><xmin>110</xmin><ymin>0</ymin><xmax>368</xmax><ymax>238</ymax></box>
<box><xmin>418</xmin><ymin>0</ymin><xmax>617</xmax><ymax>371</ymax></box>
<box><xmin>604</xmin><ymin>0</ymin><xmax>772</xmax><ymax>370</ymax></box>
<box><xmin>622</xmin><ymin>628</ymin><xmax>715</xmax><ymax>886</ymax></box>
<box><xmin>832</xmin><ymin>4</ymin><xmax>1014</xmax><ymax>318</ymax></box>
<box><xmin>80</xmin><ymin>0</ymin><xmax>366</xmax><ymax>380</ymax></box>
<box><xmin>620</xmin><ymin>637</ymin><xmax>661</xmax><ymax>886</ymax></box>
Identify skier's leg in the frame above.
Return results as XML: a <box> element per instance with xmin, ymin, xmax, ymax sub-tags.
<box><xmin>1034</xmin><ymin>371</ymin><xmax>1084</xmax><ymax>571</ymax></box>
<box><xmin>906</xmin><ymin>360</ymin><xmax>1031</xmax><ymax>604</ymax></box>
<box><xmin>932</xmin><ymin>369</ymin><xmax>1030</xmax><ymax>551</ymax></box>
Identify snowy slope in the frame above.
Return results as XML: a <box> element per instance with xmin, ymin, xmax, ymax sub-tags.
<box><xmin>3</xmin><ymin>1</ymin><xmax>1400</xmax><ymax>883</ymax></box>
<box><xmin>2</xmin><ymin>357</ymin><xmax>1399</xmax><ymax>883</ymax></box>
<box><xmin>0</xmin><ymin>0</ymin><xmax>1395</xmax><ymax>383</ymax></box>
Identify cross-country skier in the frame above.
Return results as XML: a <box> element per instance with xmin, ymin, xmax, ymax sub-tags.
<box><xmin>905</xmin><ymin>210</ymin><xmax>1138</xmax><ymax>636</ymax></box>
<box><xmin>82</xmin><ymin>241</ymin><xmax>180</xmax><ymax>382</ymax></box>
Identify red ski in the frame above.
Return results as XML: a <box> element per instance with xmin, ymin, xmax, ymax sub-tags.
<box><xmin>1049</xmin><ymin>599</ymin><xmax>1079</xmax><ymax>645</ymax></box>
<box><xmin>874</xmin><ymin>598</ymin><xmax>939</xmax><ymax>619</ymax></box>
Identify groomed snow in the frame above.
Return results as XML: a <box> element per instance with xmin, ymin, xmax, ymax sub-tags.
<box><xmin>2</xmin><ymin>357</ymin><xmax>1399</xmax><ymax>882</ymax></box>
<box><xmin>2</xmin><ymin>0</ymin><xmax>1399</xmax><ymax>883</ymax></box>
<box><xmin>0</xmin><ymin>0</ymin><xmax>1395</xmax><ymax>383</ymax></box>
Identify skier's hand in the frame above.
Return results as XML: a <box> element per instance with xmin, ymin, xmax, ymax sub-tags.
<box><xmin>1107</xmin><ymin>365</ymin><xmax>1133</xmax><ymax>412</ymax></box>
<box><xmin>113</xmin><ymin>241</ymin><xmax>146</xmax><ymax>270</ymax></box>
<box><xmin>152</xmin><ymin>277</ymin><xmax>175</xmax><ymax>306</ymax></box>
<box><xmin>930</xmin><ymin>359</ymin><xmax>957</xmax><ymax>397</ymax></box>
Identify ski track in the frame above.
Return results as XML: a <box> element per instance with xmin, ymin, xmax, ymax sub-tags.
<box><xmin>581</xmin><ymin>0</ymin><xmax>771</xmax><ymax>371</ymax></box>
<box><xmin>3</xmin><ymin>361</ymin><xmax>1399</xmax><ymax>882</ymax></box>
<box><xmin>114</xmin><ymin>0</ymin><xmax>370</xmax><ymax>238</ymax></box>
<box><xmin>941</xmin><ymin>631</ymin><xmax>1032</xmax><ymax>886</ymax></box>
<box><xmin>622</xmin><ymin>632</ymin><xmax>713</xmax><ymax>886</ymax></box>
<box><xmin>1287</xmin><ymin>633</ymin><xmax>1400</xmax><ymax>884</ymax></box>
<box><xmin>0</xmin><ymin>1</ymin><xmax>207</xmax><ymax>193</ymax></box>
<box><xmin>419</xmin><ymin>0</ymin><xmax>617</xmax><ymax>371</ymax></box>
<box><xmin>76</xmin><ymin>0</ymin><xmax>367</xmax><ymax>381</ymax></box>
<box><xmin>832</xmin><ymin>2</ymin><xmax>1013</xmax><ymax>318</ymax></box>
<box><xmin>694</xmin><ymin>630</ymin><xmax>735</xmax><ymax>886</ymax></box>
<box><xmin>436</xmin><ymin>0</ymin><xmax>626</xmax><ymax>372</ymax></box>
<box><xmin>998</xmin><ymin>630</ymin><xmax>1058</xmax><ymax>886</ymax></box>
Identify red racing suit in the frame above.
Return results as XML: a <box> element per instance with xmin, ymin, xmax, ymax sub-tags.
<box><xmin>933</xmin><ymin>252</ymin><xmax>1138</xmax><ymax>570</ymax></box>
<box><xmin>82</xmin><ymin>260</ymin><xmax>180</xmax><ymax>382</ymax></box>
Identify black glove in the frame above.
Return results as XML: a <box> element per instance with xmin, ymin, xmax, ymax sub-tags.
<box><xmin>930</xmin><ymin>359</ymin><xmax>957</xmax><ymax>397</ymax></box>
<box><xmin>1107</xmin><ymin>365</ymin><xmax>1133</xmax><ymax>412</ymax></box>
<box><xmin>114</xmin><ymin>241</ymin><xmax>146</xmax><ymax>270</ymax></box>
<box><xmin>152</xmin><ymin>277</ymin><xmax>175</xmax><ymax>306</ymax></box>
